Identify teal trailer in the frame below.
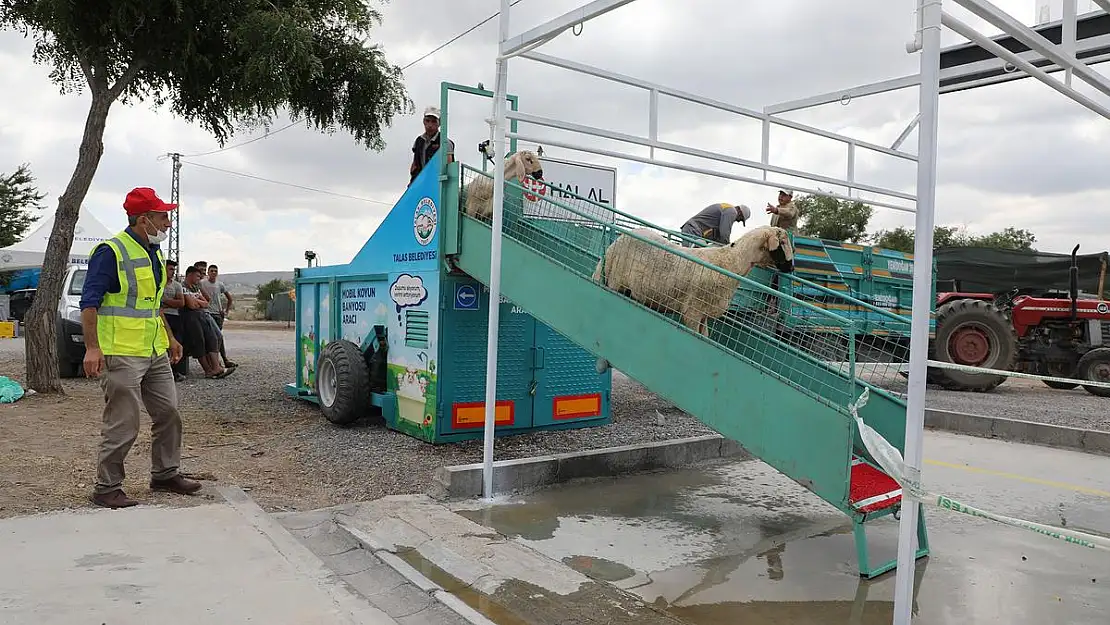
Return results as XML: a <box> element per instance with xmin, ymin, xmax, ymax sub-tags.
<box><xmin>285</xmin><ymin>83</ymin><xmax>611</xmax><ymax>444</ymax></box>
<box><xmin>732</xmin><ymin>235</ymin><xmax>938</xmax><ymax>362</ymax></box>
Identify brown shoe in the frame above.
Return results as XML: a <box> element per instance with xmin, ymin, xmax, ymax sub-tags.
<box><xmin>150</xmin><ymin>474</ymin><xmax>203</xmax><ymax>496</ymax></box>
<box><xmin>91</xmin><ymin>489</ymin><xmax>139</xmax><ymax>509</ymax></box>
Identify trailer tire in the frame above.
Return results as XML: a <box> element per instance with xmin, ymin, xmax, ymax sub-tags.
<box><xmin>1077</xmin><ymin>348</ymin><xmax>1110</xmax><ymax>398</ymax></box>
<box><xmin>317</xmin><ymin>340</ymin><xmax>371</xmax><ymax>426</ymax></box>
<box><xmin>931</xmin><ymin>298</ymin><xmax>1017</xmax><ymax>392</ymax></box>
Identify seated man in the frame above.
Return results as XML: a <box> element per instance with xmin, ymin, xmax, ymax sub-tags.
<box><xmin>680</xmin><ymin>202</ymin><xmax>751</xmax><ymax>246</ymax></box>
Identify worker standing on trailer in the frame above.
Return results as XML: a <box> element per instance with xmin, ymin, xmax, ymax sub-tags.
<box><xmin>409</xmin><ymin>106</ymin><xmax>455</xmax><ymax>186</ymax></box>
<box><xmin>766</xmin><ymin>189</ymin><xmax>799</xmax><ymax>232</ymax></box>
<box><xmin>680</xmin><ymin>202</ymin><xmax>751</xmax><ymax>246</ymax></box>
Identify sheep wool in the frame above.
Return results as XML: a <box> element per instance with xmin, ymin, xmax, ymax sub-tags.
<box><xmin>591</xmin><ymin>225</ymin><xmax>795</xmax><ymax>336</ymax></box>
<box><xmin>464</xmin><ymin>150</ymin><xmax>544</xmax><ymax>219</ymax></box>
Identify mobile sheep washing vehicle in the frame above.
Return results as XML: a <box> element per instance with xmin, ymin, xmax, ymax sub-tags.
<box><xmin>288</xmin><ymin>81</ymin><xmax>934</xmax><ymax>579</ymax></box>
<box><xmin>285</xmin><ymin>83</ymin><xmax>614</xmax><ymax>444</ymax></box>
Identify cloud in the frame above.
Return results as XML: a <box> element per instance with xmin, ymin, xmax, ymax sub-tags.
<box><xmin>1</xmin><ymin>0</ymin><xmax>1109</xmax><ymax>273</ymax></box>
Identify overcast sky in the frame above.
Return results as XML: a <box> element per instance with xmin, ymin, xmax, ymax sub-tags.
<box><xmin>1</xmin><ymin>0</ymin><xmax>1108</xmax><ymax>273</ymax></box>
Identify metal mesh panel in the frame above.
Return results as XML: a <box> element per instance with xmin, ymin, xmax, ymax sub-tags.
<box><xmin>458</xmin><ymin>165</ymin><xmax>914</xmax><ymax>411</ymax></box>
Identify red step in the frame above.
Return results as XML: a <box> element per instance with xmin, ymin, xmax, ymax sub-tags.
<box><xmin>849</xmin><ymin>456</ymin><xmax>902</xmax><ymax>514</ymax></box>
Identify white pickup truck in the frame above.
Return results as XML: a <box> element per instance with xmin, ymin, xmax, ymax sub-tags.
<box><xmin>56</xmin><ymin>264</ymin><xmax>87</xmax><ymax>378</ymax></box>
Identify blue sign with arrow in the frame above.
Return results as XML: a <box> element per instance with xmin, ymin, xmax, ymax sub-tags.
<box><xmin>454</xmin><ymin>283</ymin><xmax>479</xmax><ymax>311</ymax></box>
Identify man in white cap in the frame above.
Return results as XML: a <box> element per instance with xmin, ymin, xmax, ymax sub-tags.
<box><xmin>680</xmin><ymin>202</ymin><xmax>751</xmax><ymax>246</ymax></box>
<box><xmin>766</xmin><ymin>189</ymin><xmax>799</xmax><ymax>232</ymax></box>
<box><xmin>409</xmin><ymin>105</ymin><xmax>455</xmax><ymax>186</ymax></box>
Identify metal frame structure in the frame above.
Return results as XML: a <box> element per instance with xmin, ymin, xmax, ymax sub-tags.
<box><xmin>479</xmin><ymin>1</ymin><xmax>1110</xmax><ymax>623</ymax></box>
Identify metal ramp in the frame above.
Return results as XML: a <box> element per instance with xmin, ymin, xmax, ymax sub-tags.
<box><xmin>445</xmin><ymin>163</ymin><xmax>928</xmax><ymax>578</ymax></box>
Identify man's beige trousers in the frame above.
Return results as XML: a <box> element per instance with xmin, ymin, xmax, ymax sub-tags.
<box><xmin>94</xmin><ymin>352</ymin><xmax>182</xmax><ymax>495</ymax></box>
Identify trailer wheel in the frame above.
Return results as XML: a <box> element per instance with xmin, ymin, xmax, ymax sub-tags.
<box><xmin>1077</xmin><ymin>348</ymin><xmax>1110</xmax><ymax>398</ymax></box>
<box><xmin>931</xmin><ymin>299</ymin><xmax>1017</xmax><ymax>392</ymax></box>
<box><xmin>317</xmin><ymin>340</ymin><xmax>371</xmax><ymax>426</ymax></box>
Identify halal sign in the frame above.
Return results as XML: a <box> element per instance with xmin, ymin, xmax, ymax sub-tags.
<box><xmin>522</xmin><ymin>176</ymin><xmax>547</xmax><ymax>203</ymax></box>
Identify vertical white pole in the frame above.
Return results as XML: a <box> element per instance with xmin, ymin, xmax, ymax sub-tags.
<box><xmin>894</xmin><ymin>0</ymin><xmax>941</xmax><ymax>623</ymax></box>
<box><xmin>482</xmin><ymin>0</ymin><xmax>512</xmax><ymax>501</ymax></box>
<box><xmin>1063</xmin><ymin>0</ymin><xmax>1077</xmax><ymax>87</ymax></box>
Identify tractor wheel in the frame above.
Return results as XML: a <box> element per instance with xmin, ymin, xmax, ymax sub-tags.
<box><xmin>316</xmin><ymin>340</ymin><xmax>372</xmax><ymax>426</ymax></box>
<box><xmin>1076</xmin><ymin>348</ymin><xmax>1110</xmax><ymax>398</ymax></box>
<box><xmin>931</xmin><ymin>299</ymin><xmax>1018</xmax><ymax>392</ymax></box>
<box><xmin>1043</xmin><ymin>380</ymin><xmax>1080</xmax><ymax>390</ymax></box>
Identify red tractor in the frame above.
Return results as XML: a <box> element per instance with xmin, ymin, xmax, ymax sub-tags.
<box><xmin>927</xmin><ymin>245</ymin><xmax>1110</xmax><ymax>396</ymax></box>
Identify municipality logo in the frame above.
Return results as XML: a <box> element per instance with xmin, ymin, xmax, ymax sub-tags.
<box><xmin>413</xmin><ymin>197</ymin><xmax>437</xmax><ymax>246</ymax></box>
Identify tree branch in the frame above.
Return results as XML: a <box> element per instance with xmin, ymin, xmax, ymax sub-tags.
<box><xmin>108</xmin><ymin>60</ymin><xmax>147</xmax><ymax>100</ymax></box>
<box><xmin>77</xmin><ymin>51</ymin><xmax>94</xmax><ymax>86</ymax></box>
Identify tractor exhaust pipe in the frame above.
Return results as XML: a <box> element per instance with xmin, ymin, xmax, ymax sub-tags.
<box><xmin>1070</xmin><ymin>244</ymin><xmax>1080</xmax><ymax>321</ymax></box>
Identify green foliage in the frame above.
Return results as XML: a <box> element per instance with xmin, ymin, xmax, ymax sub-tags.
<box><xmin>255</xmin><ymin>278</ymin><xmax>293</xmax><ymax>315</ymax></box>
<box><xmin>795</xmin><ymin>193</ymin><xmax>873</xmax><ymax>243</ymax></box>
<box><xmin>871</xmin><ymin>227</ymin><xmax>915</xmax><ymax>254</ymax></box>
<box><xmin>0</xmin><ymin>162</ymin><xmax>43</xmax><ymax>248</ymax></box>
<box><xmin>0</xmin><ymin>0</ymin><xmax>413</xmax><ymax>149</ymax></box>
<box><xmin>872</xmin><ymin>225</ymin><xmax>1038</xmax><ymax>254</ymax></box>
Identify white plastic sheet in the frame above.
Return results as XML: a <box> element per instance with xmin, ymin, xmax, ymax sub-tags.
<box><xmin>850</xmin><ymin>387</ymin><xmax>1110</xmax><ymax>552</ymax></box>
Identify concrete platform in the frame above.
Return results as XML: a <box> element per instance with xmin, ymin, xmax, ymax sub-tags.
<box><xmin>0</xmin><ymin>491</ymin><xmax>398</xmax><ymax>625</ymax></box>
<box><xmin>448</xmin><ymin>430</ymin><xmax>1110</xmax><ymax>625</ymax></box>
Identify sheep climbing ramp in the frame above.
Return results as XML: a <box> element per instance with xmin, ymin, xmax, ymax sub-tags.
<box><xmin>446</xmin><ymin>163</ymin><xmax>928</xmax><ymax>579</ymax></box>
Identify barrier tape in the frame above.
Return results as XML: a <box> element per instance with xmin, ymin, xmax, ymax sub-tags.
<box><xmin>850</xmin><ymin>388</ymin><xmax>1110</xmax><ymax>552</ymax></box>
<box><xmin>897</xmin><ymin>359</ymin><xmax>1110</xmax><ymax>390</ymax></box>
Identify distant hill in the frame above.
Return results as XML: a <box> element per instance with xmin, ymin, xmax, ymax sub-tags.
<box><xmin>219</xmin><ymin>270</ymin><xmax>294</xmax><ymax>294</ymax></box>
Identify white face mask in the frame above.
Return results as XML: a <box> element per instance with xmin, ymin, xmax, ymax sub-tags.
<box><xmin>143</xmin><ymin>219</ymin><xmax>168</xmax><ymax>243</ymax></box>
<box><xmin>148</xmin><ymin>227</ymin><xmax>168</xmax><ymax>244</ymax></box>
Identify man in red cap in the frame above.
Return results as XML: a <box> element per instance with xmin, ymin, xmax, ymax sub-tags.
<box><xmin>80</xmin><ymin>186</ymin><xmax>201</xmax><ymax>508</ymax></box>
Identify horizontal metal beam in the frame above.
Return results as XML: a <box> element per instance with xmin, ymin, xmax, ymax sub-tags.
<box><xmin>507</xmin><ymin>110</ymin><xmax>918</xmax><ymax>203</ymax></box>
<box><xmin>765</xmin><ymin>75</ymin><xmax>921</xmax><ymax>115</ymax></box>
<box><xmin>764</xmin><ymin>30</ymin><xmax>1110</xmax><ymax>114</ymax></box>
<box><xmin>941</xmin><ymin>50</ymin><xmax>1110</xmax><ymax>93</ymax></box>
<box><xmin>942</xmin><ymin>12</ymin><xmax>1110</xmax><ymax>121</ymax></box>
<box><xmin>500</xmin><ymin>0</ymin><xmax>637</xmax><ymax>57</ymax></box>
<box><xmin>519</xmin><ymin>51</ymin><xmax>917</xmax><ymax>162</ymax></box>
<box><xmin>506</xmin><ymin>132</ymin><xmax>917</xmax><ymax>214</ymax></box>
<box><xmin>953</xmin><ymin>0</ymin><xmax>1110</xmax><ymax>100</ymax></box>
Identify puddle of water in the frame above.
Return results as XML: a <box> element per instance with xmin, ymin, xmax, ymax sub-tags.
<box><xmin>457</xmin><ymin>464</ymin><xmax>729</xmax><ymax>542</ymax></box>
<box><xmin>394</xmin><ymin>547</ymin><xmax>532</xmax><ymax>625</ymax></box>
<box><xmin>562</xmin><ymin>555</ymin><xmax>638</xmax><ymax>582</ymax></box>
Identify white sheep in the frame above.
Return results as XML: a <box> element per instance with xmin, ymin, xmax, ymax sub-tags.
<box><xmin>591</xmin><ymin>225</ymin><xmax>795</xmax><ymax>337</ymax></box>
<box><xmin>463</xmin><ymin>150</ymin><xmax>545</xmax><ymax>220</ymax></box>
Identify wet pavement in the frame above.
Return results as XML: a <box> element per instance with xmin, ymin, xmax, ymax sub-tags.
<box><xmin>452</xmin><ymin>431</ymin><xmax>1110</xmax><ymax>625</ymax></box>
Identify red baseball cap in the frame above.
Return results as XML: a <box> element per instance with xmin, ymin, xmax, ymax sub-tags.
<box><xmin>123</xmin><ymin>187</ymin><xmax>177</xmax><ymax>216</ymax></box>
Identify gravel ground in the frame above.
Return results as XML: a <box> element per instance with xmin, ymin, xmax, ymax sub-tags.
<box><xmin>0</xmin><ymin>322</ymin><xmax>1106</xmax><ymax>514</ymax></box>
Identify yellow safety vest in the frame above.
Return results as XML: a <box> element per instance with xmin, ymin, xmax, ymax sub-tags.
<box><xmin>95</xmin><ymin>230</ymin><xmax>170</xmax><ymax>357</ymax></box>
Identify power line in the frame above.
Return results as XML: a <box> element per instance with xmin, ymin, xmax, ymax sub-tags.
<box><xmin>180</xmin><ymin>120</ymin><xmax>302</xmax><ymax>158</ymax></box>
<box><xmin>401</xmin><ymin>0</ymin><xmax>528</xmax><ymax>70</ymax></box>
<box><xmin>179</xmin><ymin>159</ymin><xmax>395</xmax><ymax>206</ymax></box>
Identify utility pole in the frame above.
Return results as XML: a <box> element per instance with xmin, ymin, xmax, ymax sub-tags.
<box><xmin>168</xmin><ymin>152</ymin><xmax>182</xmax><ymax>263</ymax></box>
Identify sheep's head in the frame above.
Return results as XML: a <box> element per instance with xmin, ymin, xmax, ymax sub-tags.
<box><xmin>753</xmin><ymin>226</ymin><xmax>794</xmax><ymax>273</ymax></box>
<box><xmin>508</xmin><ymin>150</ymin><xmax>544</xmax><ymax>182</ymax></box>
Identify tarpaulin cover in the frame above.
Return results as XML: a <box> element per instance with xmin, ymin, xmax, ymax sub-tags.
<box><xmin>935</xmin><ymin>247</ymin><xmax>1108</xmax><ymax>296</ymax></box>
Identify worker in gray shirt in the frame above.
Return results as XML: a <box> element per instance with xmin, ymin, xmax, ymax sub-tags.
<box><xmin>680</xmin><ymin>202</ymin><xmax>751</xmax><ymax>246</ymax></box>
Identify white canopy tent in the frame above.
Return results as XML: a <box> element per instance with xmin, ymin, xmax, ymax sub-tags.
<box><xmin>0</xmin><ymin>208</ymin><xmax>114</xmax><ymax>272</ymax></box>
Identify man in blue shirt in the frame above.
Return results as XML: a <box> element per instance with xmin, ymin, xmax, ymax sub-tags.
<box><xmin>82</xmin><ymin>187</ymin><xmax>200</xmax><ymax>509</ymax></box>
<box><xmin>680</xmin><ymin>202</ymin><xmax>751</xmax><ymax>246</ymax></box>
